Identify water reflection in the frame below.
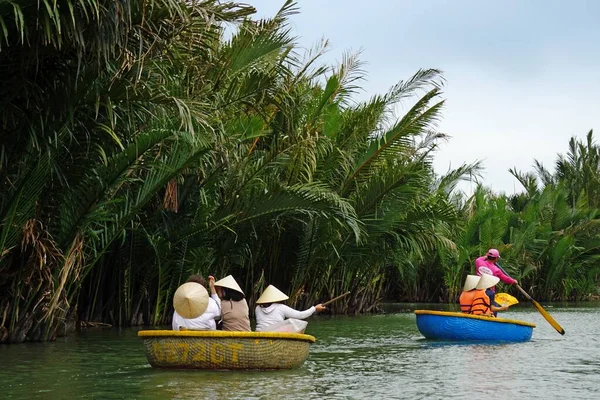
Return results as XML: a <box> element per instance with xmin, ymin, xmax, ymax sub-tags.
<box><xmin>1</xmin><ymin>305</ymin><xmax>598</xmax><ymax>399</ymax></box>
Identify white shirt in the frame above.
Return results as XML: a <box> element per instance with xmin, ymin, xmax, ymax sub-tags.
<box><xmin>255</xmin><ymin>303</ymin><xmax>316</xmax><ymax>332</ymax></box>
<box><xmin>172</xmin><ymin>294</ymin><xmax>221</xmax><ymax>330</ymax></box>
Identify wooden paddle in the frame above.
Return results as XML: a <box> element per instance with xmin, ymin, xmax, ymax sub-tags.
<box><xmin>516</xmin><ymin>284</ymin><xmax>565</xmax><ymax>335</ymax></box>
<box><xmin>322</xmin><ymin>291</ymin><xmax>351</xmax><ymax>306</ymax></box>
<box><xmin>494</xmin><ymin>262</ymin><xmax>565</xmax><ymax>335</ymax></box>
<box><xmin>495</xmin><ymin>292</ymin><xmax>519</xmax><ymax>306</ymax></box>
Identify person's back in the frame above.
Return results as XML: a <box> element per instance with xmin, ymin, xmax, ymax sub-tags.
<box><xmin>475</xmin><ymin>249</ymin><xmax>518</xmax><ymax>288</ymax></box>
<box><xmin>254</xmin><ymin>285</ymin><xmax>325</xmax><ymax>332</ymax></box>
<box><xmin>469</xmin><ymin>289</ymin><xmax>492</xmax><ymax>316</ymax></box>
<box><xmin>172</xmin><ymin>294</ymin><xmax>221</xmax><ymax>330</ymax></box>
<box><xmin>469</xmin><ymin>273</ymin><xmax>501</xmax><ymax>316</ymax></box>
<box><xmin>172</xmin><ymin>275</ymin><xmax>221</xmax><ymax>331</ymax></box>
<box><xmin>459</xmin><ymin>275</ymin><xmax>480</xmax><ymax>314</ymax></box>
<box><xmin>459</xmin><ymin>290</ymin><xmax>477</xmax><ymax>313</ymax></box>
<box><xmin>221</xmin><ymin>298</ymin><xmax>251</xmax><ymax>331</ymax></box>
<box><xmin>475</xmin><ymin>256</ymin><xmax>502</xmax><ymax>278</ymax></box>
<box><xmin>255</xmin><ymin>303</ymin><xmax>317</xmax><ymax>332</ymax></box>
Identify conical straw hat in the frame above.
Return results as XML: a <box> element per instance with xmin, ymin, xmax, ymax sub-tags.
<box><xmin>214</xmin><ymin>275</ymin><xmax>244</xmax><ymax>295</ymax></box>
<box><xmin>476</xmin><ymin>273</ymin><xmax>500</xmax><ymax>290</ymax></box>
<box><xmin>173</xmin><ymin>282</ymin><xmax>209</xmax><ymax>319</ymax></box>
<box><xmin>255</xmin><ymin>285</ymin><xmax>289</xmax><ymax>304</ymax></box>
<box><xmin>463</xmin><ymin>275</ymin><xmax>481</xmax><ymax>291</ymax></box>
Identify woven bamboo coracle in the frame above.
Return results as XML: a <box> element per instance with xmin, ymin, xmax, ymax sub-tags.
<box><xmin>138</xmin><ymin>330</ymin><xmax>316</xmax><ymax>370</ymax></box>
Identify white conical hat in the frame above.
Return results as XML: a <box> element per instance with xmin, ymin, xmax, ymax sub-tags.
<box><xmin>255</xmin><ymin>285</ymin><xmax>289</xmax><ymax>304</ymax></box>
<box><xmin>463</xmin><ymin>275</ymin><xmax>481</xmax><ymax>291</ymax></box>
<box><xmin>476</xmin><ymin>273</ymin><xmax>500</xmax><ymax>290</ymax></box>
<box><xmin>173</xmin><ymin>282</ymin><xmax>209</xmax><ymax>319</ymax></box>
<box><xmin>214</xmin><ymin>275</ymin><xmax>244</xmax><ymax>295</ymax></box>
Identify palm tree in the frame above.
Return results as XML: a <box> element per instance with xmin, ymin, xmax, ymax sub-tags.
<box><xmin>0</xmin><ymin>0</ymin><xmax>256</xmax><ymax>343</ymax></box>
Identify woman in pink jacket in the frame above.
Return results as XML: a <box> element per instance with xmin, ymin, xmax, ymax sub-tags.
<box><xmin>475</xmin><ymin>248</ymin><xmax>519</xmax><ymax>291</ymax></box>
<box><xmin>475</xmin><ymin>249</ymin><xmax>518</xmax><ymax>317</ymax></box>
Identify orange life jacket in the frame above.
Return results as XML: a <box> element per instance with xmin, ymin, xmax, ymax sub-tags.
<box><xmin>470</xmin><ymin>289</ymin><xmax>493</xmax><ymax>316</ymax></box>
<box><xmin>459</xmin><ymin>290</ymin><xmax>477</xmax><ymax>313</ymax></box>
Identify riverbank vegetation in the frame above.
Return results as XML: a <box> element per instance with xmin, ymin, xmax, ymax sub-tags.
<box><xmin>1</xmin><ymin>0</ymin><xmax>598</xmax><ymax>343</ymax></box>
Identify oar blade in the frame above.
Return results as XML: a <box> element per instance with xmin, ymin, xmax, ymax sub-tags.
<box><xmin>532</xmin><ymin>299</ymin><xmax>565</xmax><ymax>335</ymax></box>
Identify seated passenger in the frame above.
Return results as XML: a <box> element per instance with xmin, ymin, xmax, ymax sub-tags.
<box><xmin>470</xmin><ymin>274</ymin><xmax>508</xmax><ymax>316</ymax></box>
<box><xmin>214</xmin><ymin>275</ymin><xmax>251</xmax><ymax>331</ymax></box>
<box><xmin>459</xmin><ymin>275</ymin><xmax>480</xmax><ymax>313</ymax></box>
<box><xmin>172</xmin><ymin>275</ymin><xmax>221</xmax><ymax>331</ymax></box>
<box><xmin>255</xmin><ymin>285</ymin><xmax>325</xmax><ymax>332</ymax></box>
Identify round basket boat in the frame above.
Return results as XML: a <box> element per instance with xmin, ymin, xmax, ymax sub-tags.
<box><xmin>138</xmin><ymin>330</ymin><xmax>316</xmax><ymax>370</ymax></box>
<box><xmin>414</xmin><ymin>310</ymin><xmax>536</xmax><ymax>342</ymax></box>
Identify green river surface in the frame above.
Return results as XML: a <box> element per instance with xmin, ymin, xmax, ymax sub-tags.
<box><xmin>1</xmin><ymin>303</ymin><xmax>598</xmax><ymax>399</ymax></box>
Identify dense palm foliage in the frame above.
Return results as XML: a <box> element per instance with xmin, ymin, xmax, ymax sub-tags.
<box><xmin>0</xmin><ymin>0</ymin><xmax>466</xmax><ymax>343</ymax></box>
<box><xmin>429</xmin><ymin>131</ymin><xmax>600</xmax><ymax>305</ymax></box>
<box><xmin>0</xmin><ymin>1</ymin><xmax>598</xmax><ymax>343</ymax></box>
<box><xmin>0</xmin><ymin>0</ymin><xmax>261</xmax><ymax>343</ymax></box>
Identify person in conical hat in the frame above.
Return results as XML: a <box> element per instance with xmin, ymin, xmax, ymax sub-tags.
<box><xmin>474</xmin><ymin>248</ymin><xmax>518</xmax><ymax>291</ymax></box>
<box><xmin>470</xmin><ymin>274</ymin><xmax>509</xmax><ymax>317</ymax></box>
<box><xmin>463</xmin><ymin>275</ymin><xmax>480</xmax><ymax>292</ymax></box>
<box><xmin>172</xmin><ymin>275</ymin><xmax>222</xmax><ymax>331</ymax></box>
<box><xmin>480</xmin><ymin>272</ymin><xmax>511</xmax><ymax>317</ymax></box>
<box><xmin>214</xmin><ymin>275</ymin><xmax>250</xmax><ymax>331</ymax></box>
<box><xmin>255</xmin><ymin>285</ymin><xmax>289</xmax><ymax>305</ymax></box>
<box><xmin>173</xmin><ymin>282</ymin><xmax>209</xmax><ymax>318</ymax></box>
<box><xmin>459</xmin><ymin>275</ymin><xmax>480</xmax><ymax>313</ymax></box>
<box><xmin>254</xmin><ymin>285</ymin><xmax>326</xmax><ymax>332</ymax></box>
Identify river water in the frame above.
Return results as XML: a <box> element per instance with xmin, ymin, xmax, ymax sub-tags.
<box><xmin>1</xmin><ymin>303</ymin><xmax>598</xmax><ymax>399</ymax></box>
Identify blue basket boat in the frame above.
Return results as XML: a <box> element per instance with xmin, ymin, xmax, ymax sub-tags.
<box><xmin>414</xmin><ymin>310</ymin><xmax>535</xmax><ymax>342</ymax></box>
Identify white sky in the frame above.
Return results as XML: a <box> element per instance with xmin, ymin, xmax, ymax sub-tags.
<box><xmin>246</xmin><ymin>0</ymin><xmax>600</xmax><ymax>194</ymax></box>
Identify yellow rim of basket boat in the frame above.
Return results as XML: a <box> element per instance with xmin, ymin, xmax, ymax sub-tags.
<box><xmin>414</xmin><ymin>310</ymin><xmax>536</xmax><ymax>328</ymax></box>
<box><xmin>138</xmin><ymin>330</ymin><xmax>316</xmax><ymax>343</ymax></box>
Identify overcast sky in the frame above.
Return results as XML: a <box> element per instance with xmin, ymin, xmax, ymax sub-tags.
<box><xmin>246</xmin><ymin>0</ymin><xmax>600</xmax><ymax>194</ymax></box>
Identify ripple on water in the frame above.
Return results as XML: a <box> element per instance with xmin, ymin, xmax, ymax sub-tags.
<box><xmin>1</xmin><ymin>306</ymin><xmax>599</xmax><ymax>399</ymax></box>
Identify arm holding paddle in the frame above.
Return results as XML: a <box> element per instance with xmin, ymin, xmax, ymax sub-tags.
<box><xmin>494</xmin><ymin>264</ymin><xmax>518</xmax><ymax>286</ymax></box>
<box><xmin>279</xmin><ymin>304</ymin><xmax>324</xmax><ymax>319</ymax></box>
<box><xmin>281</xmin><ymin>291</ymin><xmax>351</xmax><ymax>316</ymax></box>
<box><xmin>308</xmin><ymin>291</ymin><xmax>352</xmax><ymax>313</ymax></box>
<box><xmin>476</xmin><ymin>249</ymin><xmax>516</xmax><ymax>283</ymax></box>
<box><xmin>475</xmin><ymin>252</ymin><xmax>518</xmax><ymax>286</ymax></box>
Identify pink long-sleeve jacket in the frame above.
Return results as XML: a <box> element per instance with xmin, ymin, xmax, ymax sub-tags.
<box><xmin>475</xmin><ymin>256</ymin><xmax>517</xmax><ymax>285</ymax></box>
